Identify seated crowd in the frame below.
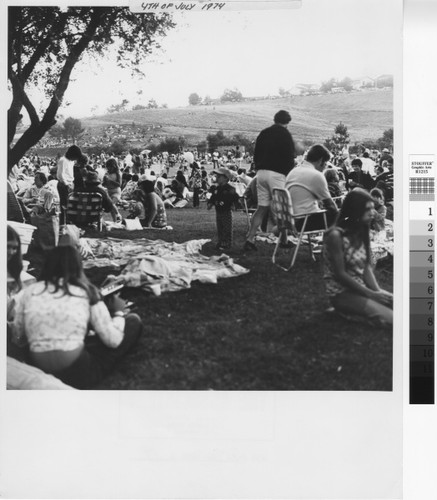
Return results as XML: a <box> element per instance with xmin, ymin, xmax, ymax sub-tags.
<box><xmin>7</xmin><ymin>129</ymin><xmax>394</xmax><ymax>388</ymax></box>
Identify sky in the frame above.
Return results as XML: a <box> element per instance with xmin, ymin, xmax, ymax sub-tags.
<box><xmin>27</xmin><ymin>0</ymin><xmax>401</xmax><ymax>118</ymax></box>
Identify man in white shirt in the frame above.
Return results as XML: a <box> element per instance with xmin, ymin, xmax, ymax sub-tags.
<box><xmin>360</xmin><ymin>151</ymin><xmax>376</xmax><ymax>177</ymax></box>
<box><xmin>285</xmin><ymin>144</ymin><xmax>338</xmax><ymax>231</ymax></box>
<box><xmin>57</xmin><ymin>145</ymin><xmax>83</xmax><ymax>220</ymax></box>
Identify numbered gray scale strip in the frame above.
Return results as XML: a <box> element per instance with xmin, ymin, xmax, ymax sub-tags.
<box><xmin>409</xmin><ymin>155</ymin><xmax>435</xmax><ymax>404</ymax></box>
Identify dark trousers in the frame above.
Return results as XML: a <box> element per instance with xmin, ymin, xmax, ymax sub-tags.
<box><xmin>192</xmin><ymin>188</ymin><xmax>201</xmax><ymax>207</ymax></box>
<box><xmin>57</xmin><ymin>182</ymin><xmax>72</xmax><ymax>224</ymax></box>
<box><xmin>294</xmin><ymin>211</ymin><xmax>337</xmax><ymax>232</ymax></box>
<box><xmin>51</xmin><ymin>314</ymin><xmax>143</xmax><ymax>389</ymax></box>
<box><xmin>216</xmin><ymin>210</ymin><xmax>233</xmax><ymax>248</ymax></box>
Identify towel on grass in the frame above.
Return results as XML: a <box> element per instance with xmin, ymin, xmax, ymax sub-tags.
<box><xmin>81</xmin><ymin>237</ymin><xmax>249</xmax><ymax>294</ymax></box>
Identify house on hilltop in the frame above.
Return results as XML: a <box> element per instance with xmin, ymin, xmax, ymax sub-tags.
<box><xmin>296</xmin><ymin>83</ymin><xmax>319</xmax><ymax>95</ymax></box>
<box><xmin>375</xmin><ymin>74</ymin><xmax>394</xmax><ymax>88</ymax></box>
<box><xmin>352</xmin><ymin>76</ymin><xmax>375</xmax><ymax>90</ymax></box>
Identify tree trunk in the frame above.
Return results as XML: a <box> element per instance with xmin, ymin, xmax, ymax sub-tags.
<box><xmin>7</xmin><ymin>8</ymin><xmax>110</xmax><ymax>176</ymax></box>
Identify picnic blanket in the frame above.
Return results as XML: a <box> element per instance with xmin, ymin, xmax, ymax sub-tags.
<box><xmin>80</xmin><ymin>237</ymin><xmax>249</xmax><ymax>294</ymax></box>
<box><xmin>254</xmin><ymin>220</ymin><xmax>394</xmax><ymax>262</ymax></box>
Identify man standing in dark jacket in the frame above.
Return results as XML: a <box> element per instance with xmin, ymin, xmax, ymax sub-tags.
<box><xmin>244</xmin><ymin>110</ymin><xmax>295</xmax><ymax>250</ymax></box>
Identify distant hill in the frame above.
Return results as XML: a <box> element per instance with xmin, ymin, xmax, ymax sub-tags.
<box><xmin>79</xmin><ymin>90</ymin><xmax>392</xmax><ymax>147</ymax></box>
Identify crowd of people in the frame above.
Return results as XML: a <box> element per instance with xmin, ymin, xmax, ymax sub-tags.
<box><xmin>7</xmin><ymin>109</ymin><xmax>394</xmax><ymax>389</ymax></box>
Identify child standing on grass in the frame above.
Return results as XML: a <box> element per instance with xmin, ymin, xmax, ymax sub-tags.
<box><xmin>207</xmin><ymin>167</ymin><xmax>239</xmax><ymax>251</ymax></box>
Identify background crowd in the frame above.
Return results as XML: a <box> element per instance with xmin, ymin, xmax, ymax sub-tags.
<box><xmin>6</xmin><ymin>110</ymin><xmax>394</xmax><ymax>389</ymax></box>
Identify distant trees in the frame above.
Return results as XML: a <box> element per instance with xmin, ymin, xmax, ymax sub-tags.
<box><xmin>107</xmin><ymin>99</ymin><xmax>129</xmax><ymax>113</ymax></box>
<box><xmin>147</xmin><ymin>98</ymin><xmax>159</xmax><ymax>109</ymax></box>
<box><xmin>149</xmin><ymin>136</ymin><xmax>186</xmax><ymax>155</ymax></box>
<box><xmin>133</xmin><ymin>100</ymin><xmax>166</xmax><ymax>110</ymax></box>
<box><xmin>220</xmin><ymin>88</ymin><xmax>243</xmax><ymax>103</ymax></box>
<box><xmin>188</xmin><ymin>92</ymin><xmax>201</xmax><ymax>106</ymax></box>
<box><xmin>339</xmin><ymin>76</ymin><xmax>353</xmax><ymax>92</ymax></box>
<box><xmin>203</xmin><ymin>95</ymin><xmax>213</xmax><ymax>105</ymax></box>
<box><xmin>278</xmin><ymin>87</ymin><xmax>292</xmax><ymax>98</ymax></box>
<box><xmin>109</xmin><ymin>137</ymin><xmax>129</xmax><ymax>155</ymax></box>
<box><xmin>206</xmin><ymin>129</ymin><xmax>254</xmax><ymax>155</ymax></box>
<box><xmin>48</xmin><ymin>117</ymin><xmax>84</xmax><ymax>143</ymax></box>
<box><xmin>320</xmin><ymin>78</ymin><xmax>337</xmax><ymax>93</ymax></box>
<box><xmin>357</xmin><ymin>128</ymin><xmax>394</xmax><ymax>152</ymax></box>
<box><xmin>320</xmin><ymin>76</ymin><xmax>353</xmax><ymax>93</ymax></box>
<box><xmin>375</xmin><ymin>75</ymin><xmax>393</xmax><ymax>88</ymax></box>
<box><xmin>324</xmin><ymin>122</ymin><xmax>350</xmax><ymax>155</ymax></box>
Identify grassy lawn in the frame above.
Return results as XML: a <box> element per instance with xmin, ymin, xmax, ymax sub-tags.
<box><xmin>65</xmin><ymin>202</ymin><xmax>394</xmax><ymax>391</ymax></box>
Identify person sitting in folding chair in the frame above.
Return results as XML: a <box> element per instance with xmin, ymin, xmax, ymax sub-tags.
<box><xmin>285</xmin><ymin>144</ymin><xmax>338</xmax><ymax>232</ymax></box>
<box><xmin>82</xmin><ymin>172</ymin><xmax>122</xmax><ymax>223</ymax></box>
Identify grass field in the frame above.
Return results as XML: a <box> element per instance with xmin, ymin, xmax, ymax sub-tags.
<box><xmin>80</xmin><ymin>90</ymin><xmax>393</xmax><ymax>146</ymax></box>
<box><xmin>69</xmin><ymin>203</ymin><xmax>394</xmax><ymax>391</ymax></box>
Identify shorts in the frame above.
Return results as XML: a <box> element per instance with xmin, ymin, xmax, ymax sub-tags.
<box><xmin>256</xmin><ymin>169</ymin><xmax>286</xmax><ymax>206</ymax></box>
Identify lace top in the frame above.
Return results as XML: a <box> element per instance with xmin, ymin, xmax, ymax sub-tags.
<box><xmin>13</xmin><ymin>282</ymin><xmax>125</xmax><ymax>352</ymax></box>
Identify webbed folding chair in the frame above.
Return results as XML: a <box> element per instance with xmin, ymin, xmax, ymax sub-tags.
<box><xmin>65</xmin><ymin>192</ymin><xmax>104</xmax><ymax>230</ymax></box>
<box><xmin>7</xmin><ymin>180</ymin><xmax>26</xmax><ymax>223</ymax></box>
<box><xmin>271</xmin><ymin>188</ymin><xmax>328</xmax><ymax>271</ymax></box>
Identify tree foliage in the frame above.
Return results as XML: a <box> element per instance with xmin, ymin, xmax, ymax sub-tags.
<box><xmin>48</xmin><ymin>116</ymin><xmax>84</xmax><ymax>143</ymax></box>
<box><xmin>324</xmin><ymin>122</ymin><xmax>350</xmax><ymax>155</ymax></box>
<box><xmin>188</xmin><ymin>92</ymin><xmax>201</xmax><ymax>106</ymax></box>
<box><xmin>220</xmin><ymin>88</ymin><xmax>243</xmax><ymax>103</ymax></box>
<box><xmin>339</xmin><ymin>76</ymin><xmax>353</xmax><ymax>92</ymax></box>
<box><xmin>109</xmin><ymin>137</ymin><xmax>129</xmax><ymax>156</ymax></box>
<box><xmin>206</xmin><ymin>130</ymin><xmax>254</xmax><ymax>154</ymax></box>
<box><xmin>107</xmin><ymin>99</ymin><xmax>130</xmax><ymax>114</ymax></box>
<box><xmin>320</xmin><ymin>78</ymin><xmax>337</xmax><ymax>93</ymax></box>
<box><xmin>359</xmin><ymin>128</ymin><xmax>394</xmax><ymax>151</ymax></box>
<box><xmin>8</xmin><ymin>6</ymin><xmax>175</xmax><ymax>173</ymax></box>
<box><xmin>147</xmin><ymin>98</ymin><xmax>159</xmax><ymax>109</ymax></box>
<box><xmin>150</xmin><ymin>136</ymin><xmax>186</xmax><ymax>155</ymax></box>
<box><xmin>203</xmin><ymin>95</ymin><xmax>213</xmax><ymax>105</ymax></box>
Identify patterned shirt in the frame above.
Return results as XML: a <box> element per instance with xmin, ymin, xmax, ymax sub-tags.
<box><xmin>12</xmin><ymin>282</ymin><xmax>125</xmax><ymax>352</ymax></box>
<box><xmin>323</xmin><ymin>228</ymin><xmax>368</xmax><ymax>297</ymax></box>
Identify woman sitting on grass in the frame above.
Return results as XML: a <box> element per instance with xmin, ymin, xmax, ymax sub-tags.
<box><xmin>125</xmin><ymin>189</ymin><xmax>147</xmax><ymax>225</ymax></box>
<box><xmin>139</xmin><ymin>180</ymin><xmax>168</xmax><ymax>228</ymax></box>
<box><xmin>323</xmin><ymin>188</ymin><xmax>393</xmax><ymax>327</ymax></box>
<box><xmin>11</xmin><ymin>245</ymin><xmax>143</xmax><ymax>389</ymax></box>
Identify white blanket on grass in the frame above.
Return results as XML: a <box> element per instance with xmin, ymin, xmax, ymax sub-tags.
<box><xmin>254</xmin><ymin>220</ymin><xmax>394</xmax><ymax>262</ymax></box>
<box><xmin>80</xmin><ymin>237</ymin><xmax>249</xmax><ymax>294</ymax></box>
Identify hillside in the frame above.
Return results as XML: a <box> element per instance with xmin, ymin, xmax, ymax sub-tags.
<box><xmin>80</xmin><ymin>89</ymin><xmax>393</xmax><ymax>147</ymax></box>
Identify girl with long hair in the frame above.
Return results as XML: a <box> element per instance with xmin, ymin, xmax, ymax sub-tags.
<box><xmin>323</xmin><ymin>188</ymin><xmax>393</xmax><ymax>326</ymax></box>
<box><xmin>7</xmin><ymin>226</ymin><xmax>25</xmax><ymax>361</ymax></box>
<box><xmin>7</xmin><ymin>225</ymin><xmax>23</xmax><ymax>297</ymax></box>
<box><xmin>138</xmin><ymin>180</ymin><xmax>168</xmax><ymax>228</ymax></box>
<box><xmin>12</xmin><ymin>245</ymin><xmax>143</xmax><ymax>389</ymax></box>
<box><xmin>103</xmin><ymin>157</ymin><xmax>122</xmax><ymax>204</ymax></box>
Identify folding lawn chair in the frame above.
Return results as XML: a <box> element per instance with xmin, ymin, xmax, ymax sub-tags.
<box><xmin>271</xmin><ymin>188</ymin><xmax>328</xmax><ymax>271</ymax></box>
<box><xmin>65</xmin><ymin>192</ymin><xmax>104</xmax><ymax>231</ymax></box>
<box><xmin>7</xmin><ymin>181</ymin><xmax>26</xmax><ymax>223</ymax></box>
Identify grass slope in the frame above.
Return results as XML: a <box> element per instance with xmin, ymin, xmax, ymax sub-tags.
<box><xmin>61</xmin><ymin>204</ymin><xmax>394</xmax><ymax>391</ymax></box>
<box><xmin>82</xmin><ymin>90</ymin><xmax>393</xmax><ymax>146</ymax></box>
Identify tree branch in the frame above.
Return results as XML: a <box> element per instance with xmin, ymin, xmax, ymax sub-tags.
<box><xmin>42</xmin><ymin>8</ymin><xmax>114</xmax><ymax>126</ymax></box>
<box><xmin>21</xmin><ymin>12</ymin><xmax>69</xmax><ymax>82</ymax></box>
<box><xmin>8</xmin><ymin>69</ymin><xmax>40</xmax><ymax>125</ymax></box>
